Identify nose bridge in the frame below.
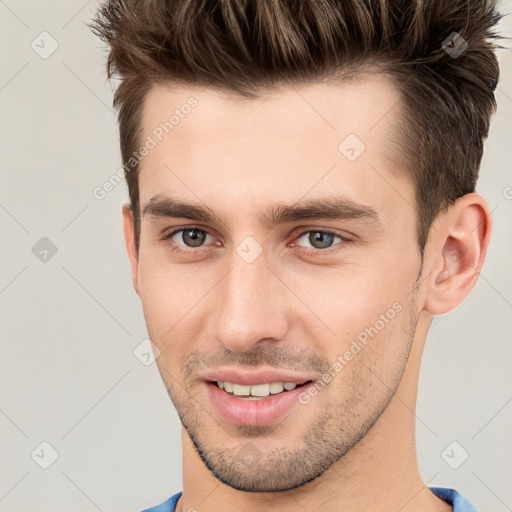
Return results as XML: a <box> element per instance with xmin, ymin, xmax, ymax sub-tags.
<box><xmin>212</xmin><ymin>250</ymin><xmax>289</xmax><ymax>352</ymax></box>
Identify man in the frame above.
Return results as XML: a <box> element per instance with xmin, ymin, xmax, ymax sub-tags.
<box><xmin>90</xmin><ymin>1</ymin><xmax>502</xmax><ymax>510</ymax></box>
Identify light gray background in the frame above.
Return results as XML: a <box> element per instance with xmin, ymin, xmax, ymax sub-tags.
<box><xmin>0</xmin><ymin>1</ymin><xmax>511</xmax><ymax>511</ymax></box>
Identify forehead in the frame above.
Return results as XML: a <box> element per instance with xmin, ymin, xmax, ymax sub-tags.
<box><xmin>138</xmin><ymin>77</ymin><xmax>411</xmax><ymax>226</ymax></box>
<box><xmin>142</xmin><ymin>76</ymin><xmax>402</xmax><ymax>155</ymax></box>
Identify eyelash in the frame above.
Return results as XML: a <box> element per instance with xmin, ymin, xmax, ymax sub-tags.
<box><xmin>161</xmin><ymin>226</ymin><xmax>351</xmax><ymax>257</ymax></box>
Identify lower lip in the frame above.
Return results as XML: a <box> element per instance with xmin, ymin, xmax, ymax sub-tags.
<box><xmin>205</xmin><ymin>381</ymin><xmax>315</xmax><ymax>426</ymax></box>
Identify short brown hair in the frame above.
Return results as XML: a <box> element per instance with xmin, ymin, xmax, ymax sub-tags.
<box><xmin>90</xmin><ymin>0</ymin><xmax>503</xmax><ymax>252</ymax></box>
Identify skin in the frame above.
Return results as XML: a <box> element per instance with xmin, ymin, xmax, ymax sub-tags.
<box><xmin>122</xmin><ymin>76</ymin><xmax>491</xmax><ymax>512</ymax></box>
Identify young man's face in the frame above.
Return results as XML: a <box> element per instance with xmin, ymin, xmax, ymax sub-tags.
<box><xmin>126</xmin><ymin>77</ymin><xmax>427</xmax><ymax>491</ymax></box>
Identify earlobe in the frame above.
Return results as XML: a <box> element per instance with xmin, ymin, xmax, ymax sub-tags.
<box><xmin>424</xmin><ymin>194</ymin><xmax>492</xmax><ymax>315</ymax></box>
<box><xmin>122</xmin><ymin>203</ymin><xmax>140</xmax><ymax>295</ymax></box>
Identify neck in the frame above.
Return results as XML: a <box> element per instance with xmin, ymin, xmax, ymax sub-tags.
<box><xmin>178</xmin><ymin>313</ymin><xmax>451</xmax><ymax>512</ymax></box>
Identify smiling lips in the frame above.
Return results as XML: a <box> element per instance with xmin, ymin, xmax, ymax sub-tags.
<box><xmin>202</xmin><ymin>368</ymin><xmax>318</xmax><ymax>425</ymax></box>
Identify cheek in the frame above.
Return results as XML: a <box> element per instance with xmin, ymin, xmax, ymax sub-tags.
<box><xmin>314</xmin><ymin>279</ymin><xmax>414</xmax><ymax>400</ymax></box>
<box><xmin>285</xmin><ymin>256</ymin><xmax>414</xmax><ymax>329</ymax></box>
<box><xmin>137</xmin><ymin>249</ymin><xmax>183</xmax><ymax>343</ymax></box>
<box><xmin>138</xmin><ymin>243</ymin><xmax>197</xmax><ymax>310</ymax></box>
<box><xmin>137</xmin><ymin>250</ymin><xmax>217</xmax><ymax>359</ymax></box>
<box><xmin>278</xmin><ymin>250</ymin><xmax>417</xmax><ymax>372</ymax></box>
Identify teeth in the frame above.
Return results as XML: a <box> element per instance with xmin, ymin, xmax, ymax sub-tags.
<box><xmin>269</xmin><ymin>382</ymin><xmax>284</xmax><ymax>394</ymax></box>
<box><xmin>250</xmin><ymin>383</ymin><xmax>270</xmax><ymax>396</ymax></box>
<box><xmin>216</xmin><ymin>380</ymin><xmax>301</xmax><ymax>397</ymax></box>
<box><xmin>232</xmin><ymin>383</ymin><xmax>251</xmax><ymax>396</ymax></box>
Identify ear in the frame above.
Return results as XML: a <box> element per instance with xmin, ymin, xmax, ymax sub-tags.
<box><xmin>424</xmin><ymin>193</ymin><xmax>492</xmax><ymax>315</ymax></box>
<box><xmin>122</xmin><ymin>203</ymin><xmax>139</xmax><ymax>295</ymax></box>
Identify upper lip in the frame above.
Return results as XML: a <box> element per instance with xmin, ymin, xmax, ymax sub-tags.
<box><xmin>200</xmin><ymin>367</ymin><xmax>318</xmax><ymax>386</ymax></box>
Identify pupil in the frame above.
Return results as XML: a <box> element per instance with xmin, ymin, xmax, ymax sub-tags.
<box><xmin>310</xmin><ymin>231</ymin><xmax>333</xmax><ymax>249</ymax></box>
<box><xmin>183</xmin><ymin>229</ymin><xmax>205</xmax><ymax>247</ymax></box>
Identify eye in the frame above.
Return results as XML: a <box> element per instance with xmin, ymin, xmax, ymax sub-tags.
<box><xmin>293</xmin><ymin>229</ymin><xmax>347</xmax><ymax>254</ymax></box>
<box><xmin>161</xmin><ymin>226</ymin><xmax>350</xmax><ymax>257</ymax></box>
<box><xmin>163</xmin><ymin>227</ymin><xmax>215</xmax><ymax>253</ymax></box>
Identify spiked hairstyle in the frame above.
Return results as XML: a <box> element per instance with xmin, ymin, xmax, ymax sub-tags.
<box><xmin>90</xmin><ymin>0</ymin><xmax>503</xmax><ymax>251</ymax></box>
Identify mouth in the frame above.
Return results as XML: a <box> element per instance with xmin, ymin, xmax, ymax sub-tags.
<box><xmin>205</xmin><ymin>379</ymin><xmax>316</xmax><ymax>426</ymax></box>
<box><xmin>213</xmin><ymin>380</ymin><xmax>314</xmax><ymax>400</ymax></box>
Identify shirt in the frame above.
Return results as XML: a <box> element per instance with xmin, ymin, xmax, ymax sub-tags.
<box><xmin>141</xmin><ymin>486</ymin><xmax>479</xmax><ymax>511</ymax></box>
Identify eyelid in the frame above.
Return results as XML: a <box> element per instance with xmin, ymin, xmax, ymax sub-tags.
<box><xmin>294</xmin><ymin>227</ymin><xmax>350</xmax><ymax>241</ymax></box>
<box><xmin>292</xmin><ymin>228</ymin><xmax>349</xmax><ymax>252</ymax></box>
<box><xmin>163</xmin><ymin>226</ymin><xmax>216</xmax><ymax>246</ymax></box>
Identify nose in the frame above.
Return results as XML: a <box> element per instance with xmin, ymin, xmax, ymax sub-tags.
<box><xmin>210</xmin><ymin>251</ymin><xmax>290</xmax><ymax>352</ymax></box>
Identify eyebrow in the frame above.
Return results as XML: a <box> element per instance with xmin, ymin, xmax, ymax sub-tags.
<box><xmin>142</xmin><ymin>194</ymin><xmax>381</xmax><ymax>230</ymax></box>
